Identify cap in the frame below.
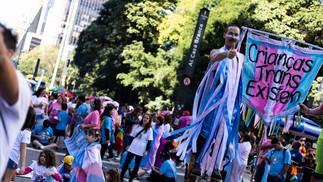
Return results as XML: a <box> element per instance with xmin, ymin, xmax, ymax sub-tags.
<box><xmin>63</xmin><ymin>155</ymin><xmax>74</xmax><ymax>165</ymax></box>
<box><xmin>113</xmin><ymin>101</ymin><xmax>119</xmax><ymax>108</ymax></box>
<box><xmin>183</xmin><ymin>111</ymin><xmax>190</xmax><ymax>116</ymax></box>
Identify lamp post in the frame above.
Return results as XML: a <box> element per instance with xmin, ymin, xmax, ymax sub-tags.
<box><xmin>49</xmin><ymin>0</ymin><xmax>80</xmax><ymax>89</ymax></box>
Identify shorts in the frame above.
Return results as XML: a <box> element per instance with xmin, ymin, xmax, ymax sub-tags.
<box><xmin>49</xmin><ymin>123</ymin><xmax>57</xmax><ymax>135</ymax></box>
<box><xmin>7</xmin><ymin>158</ymin><xmax>18</xmax><ymax>169</ymax></box>
<box><xmin>55</xmin><ymin>129</ymin><xmax>66</xmax><ymax>137</ymax></box>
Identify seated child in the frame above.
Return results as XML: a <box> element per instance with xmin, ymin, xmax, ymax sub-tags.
<box><xmin>57</xmin><ymin>155</ymin><xmax>74</xmax><ymax>182</ymax></box>
<box><xmin>31</xmin><ymin>119</ymin><xmax>57</xmax><ymax>150</ymax></box>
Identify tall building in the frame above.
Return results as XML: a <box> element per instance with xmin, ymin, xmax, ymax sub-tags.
<box><xmin>16</xmin><ymin>0</ymin><xmax>108</xmax><ymax>60</ymax></box>
<box><xmin>41</xmin><ymin>0</ymin><xmax>108</xmax><ymax>60</ymax></box>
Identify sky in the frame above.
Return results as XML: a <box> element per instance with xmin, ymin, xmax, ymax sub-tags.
<box><xmin>0</xmin><ymin>0</ymin><xmax>38</xmax><ymax>28</ymax></box>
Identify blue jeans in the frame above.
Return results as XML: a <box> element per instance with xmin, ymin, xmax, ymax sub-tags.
<box><xmin>267</xmin><ymin>174</ymin><xmax>285</xmax><ymax>182</ymax></box>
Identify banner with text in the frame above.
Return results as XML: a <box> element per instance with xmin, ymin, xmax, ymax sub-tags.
<box><xmin>242</xmin><ymin>31</ymin><xmax>323</xmax><ymax>123</ymax></box>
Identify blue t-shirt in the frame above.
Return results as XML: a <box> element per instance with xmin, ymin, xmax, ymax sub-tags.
<box><xmin>100</xmin><ymin>116</ymin><xmax>113</xmax><ymax>144</ymax></box>
<box><xmin>32</xmin><ymin>124</ymin><xmax>54</xmax><ymax>144</ymax></box>
<box><xmin>290</xmin><ymin>149</ymin><xmax>302</xmax><ymax>164</ymax></box>
<box><xmin>56</xmin><ymin>111</ymin><xmax>70</xmax><ymax>130</ymax></box>
<box><xmin>160</xmin><ymin>159</ymin><xmax>176</xmax><ymax>178</ymax></box>
<box><xmin>266</xmin><ymin>148</ymin><xmax>291</xmax><ymax>177</ymax></box>
<box><xmin>75</xmin><ymin>104</ymin><xmax>88</xmax><ymax>126</ymax></box>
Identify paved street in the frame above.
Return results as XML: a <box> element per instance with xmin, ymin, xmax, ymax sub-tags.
<box><xmin>15</xmin><ymin>147</ymin><xmax>251</xmax><ymax>182</ymax></box>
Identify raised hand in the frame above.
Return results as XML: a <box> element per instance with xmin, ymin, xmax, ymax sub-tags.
<box><xmin>226</xmin><ymin>42</ymin><xmax>237</xmax><ymax>59</ymax></box>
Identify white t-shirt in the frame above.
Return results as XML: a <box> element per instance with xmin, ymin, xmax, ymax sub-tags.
<box><xmin>9</xmin><ymin>129</ymin><xmax>31</xmax><ymax>164</ymax></box>
<box><xmin>31</xmin><ymin>95</ymin><xmax>47</xmax><ymax>115</ymax></box>
<box><xmin>238</xmin><ymin>141</ymin><xmax>252</xmax><ymax>166</ymax></box>
<box><xmin>128</xmin><ymin>125</ymin><xmax>153</xmax><ymax>156</ymax></box>
<box><xmin>0</xmin><ymin>71</ymin><xmax>31</xmax><ymax>178</ymax></box>
<box><xmin>164</xmin><ymin>123</ymin><xmax>171</xmax><ymax>133</ymax></box>
<box><xmin>29</xmin><ymin>161</ymin><xmax>58</xmax><ymax>181</ymax></box>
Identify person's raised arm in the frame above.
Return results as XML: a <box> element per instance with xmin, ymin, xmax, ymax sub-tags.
<box><xmin>300</xmin><ymin>103</ymin><xmax>323</xmax><ymax>116</ymax></box>
<box><xmin>210</xmin><ymin>43</ymin><xmax>237</xmax><ymax>64</ymax></box>
<box><xmin>0</xmin><ymin>29</ymin><xmax>18</xmax><ymax>105</ymax></box>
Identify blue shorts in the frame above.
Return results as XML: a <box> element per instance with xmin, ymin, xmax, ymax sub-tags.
<box><xmin>7</xmin><ymin>158</ymin><xmax>18</xmax><ymax>169</ymax></box>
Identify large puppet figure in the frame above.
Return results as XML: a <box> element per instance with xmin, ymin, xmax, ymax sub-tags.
<box><xmin>167</xmin><ymin>25</ymin><xmax>245</xmax><ymax>180</ymax></box>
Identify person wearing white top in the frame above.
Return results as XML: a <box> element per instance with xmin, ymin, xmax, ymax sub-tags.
<box><xmin>230</xmin><ymin>134</ymin><xmax>252</xmax><ymax>182</ymax></box>
<box><xmin>3</xmin><ymin>107</ymin><xmax>35</xmax><ymax>181</ymax></box>
<box><xmin>120</xmin><ymin>113</ymin><xmax>153</xmax><ymax>182</ymax></box>
<box><xmin>31</xmin><ymin>87</ymin><xmax>48</xmax><ymax>122</ymax></box>
<box><xmin>0</xmin><ymin>23</ymin><xmax>31</xmax><ymax>179</ymax></box>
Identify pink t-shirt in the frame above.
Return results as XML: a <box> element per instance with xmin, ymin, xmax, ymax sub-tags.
<box><xmin>178</xmin><ymin>116</ymin><xmax>192</xmax><ymax>129</ymax></box>
<box><xmin>84</xmin><ymin>110</ymin><xmax>100</xmax><ymax>129</ymax></box>
<box><xmin>48</xmin><ymin>102</ymin><xmax>62</xmax><ymax>124</ymax></box>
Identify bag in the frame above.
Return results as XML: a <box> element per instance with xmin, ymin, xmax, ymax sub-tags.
<box><xmin>254</xmin><ymin>160</ymin><xmax>266</xmax><ymax>182</ymax></box>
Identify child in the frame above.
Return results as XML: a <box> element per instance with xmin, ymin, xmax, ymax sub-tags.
<box><xmin>100</xmin><ymin>104</ymin><xmax>115</xmax><ymax>159</ymax></box>
<box><xmin>147</xmin><ymin>151</ymin><xmax>177</xmax><ymax>182</ymax></box>
<box><xmin>70</xmin><ymin>129</ymin><xmax>105</xmax><ymax>182</ymax></box>
<box><xmin>18</xmin><ymin>149</ymin><xmax>61</xmax><ymax>181</ymax></box>
<box><xmin>55</xmin><ymin>103</ymin><xmax>70</xmax><ymax>148</ymax></box>
<box><xmin>57</xmin><ymin>155</ymin><xmax>74</xmax><ymax>182</ymax></box>
<box><xmin>2</xmin><ymin>107</ymin><xmax>36</xmax><ymax>182</ymax></box>
<box><xmin>31</xmin><ymin>119</ymin><xmax>57</xmax><ymax>150</ymax></box>
<box><xmin>105</xmin><ymin>168</ymin><xmax>120</xmax><ymax>182</ymax></box>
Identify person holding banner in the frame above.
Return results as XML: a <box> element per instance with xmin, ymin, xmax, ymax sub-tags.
<box><xmin>0</xmin><ymin>23</ymin><xmax>31</xmax><ymax>179</ymax></box>
<box><xmin>300</xmin><ymin>103</ymin><xmax>323</xmax><ymax>181</ymax></box>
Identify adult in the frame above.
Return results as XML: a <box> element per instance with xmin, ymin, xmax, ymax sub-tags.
<box><xmin>81</xmin><ymin>98</ymin><xmax>101</xmax><ymax>130</ymax></box>
<box><xmin>123</xmin><ymin>106</ymin><xmax>143</xmax><ymax>152</ymax></box>
<box><xmin>120</xmin><ymin>113</ymin><xmax>153</xmax><ymax>181</ymax></box>
<box><xmin>300</xmin><ymin>103</ymin><xmax>323</xmax><ymax>181</ymax></box>
<box><xmin>48</xmin><ymin>94</ymin><xmax>65</xmax><ymax>142</ymax></box>
<box><xmin>178</xmin><ymin>110</ymin><xmax>192</xmax><ymax>129</ymax></box>
<box><xmin>230</xmin><ymin>134</ymin><xmax>252</xmax><ymax>182</ymax></box>
<box><xmin>74</xmin><ymin>95</ymin><xmax>88</xmax><ymax>127</ymax></box>
<box><xmin>142</xmin><ymin>116</ymin><xmax>165</xmax><ymax>171</ymax></box>
<box><xmin>262</xmin><ymin>137</ymin><xmax>291</xmax><ymax>182</ymax></box>
<box><xmin>0</xmin><ymin>23</ymin><xmax>31</xmax><ymax>178</ymax></box>
<box><xmin>31</xmin><ymin>87</ymin><xmax>48</xmax><ymax>122</ymax></box>
<box><xmin>254</xmin><ymin>134</ymin><xmax>276</xmax><ymax>182</ymax></box>
<box><xmin>289</xmin><ymin>141</ymin><xmax>303</xmax><ymax>179</ymax></box>
<box><xmin>190</xmin><ymin>25</ymin><xmax>245</xmax><ymax>179</ymax></box>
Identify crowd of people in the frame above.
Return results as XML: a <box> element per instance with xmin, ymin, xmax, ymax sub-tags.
<box><xmin>4</xmin><ymin>84</ymin><xmax>192</xmax><ymax>181</ymax></box>
<box><xmin>1</xmin><ymin>20</ymin><xmax>323</xmax><ymax>182</ymax></box>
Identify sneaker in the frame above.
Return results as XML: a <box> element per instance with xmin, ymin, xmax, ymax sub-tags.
<box><xmin>191</xmin><ymin>163</ymin><xmax>201</xmax><ymax>176</ymax></box>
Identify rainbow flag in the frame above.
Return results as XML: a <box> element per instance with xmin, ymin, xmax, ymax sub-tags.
<box><xmin>242</xmin><ymin>31</ymin><xmax>323</xmax><ymax>124</ymax></box>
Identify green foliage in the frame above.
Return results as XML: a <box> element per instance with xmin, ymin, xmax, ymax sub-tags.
<box><xmin>72</xmin><ymin>0</ymin><xmax>323</xmax><ymax>112</ymax></box>
<box><xmin>17</xmin><ymin>46</ymin><xmax>64</xmax><ymax>85</ymax></box>
<box><xmin>306</xmin><ymin>77</ymin><xmax>323</xmax><ymax>125</ymax></box>
<box><xmin>252</xmin><ymin>0</ymin><xmax>323</xmax><ymax>47</ymax></box>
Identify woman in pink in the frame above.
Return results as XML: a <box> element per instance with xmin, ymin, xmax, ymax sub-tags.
<box><xmin>81</xmin><ymin>98</ymin><xmax>102</xmax><ymax>130</ymax></box>
<box><xmin>48</xmin><ymin>95</ymin><xmax>65</xmax><ymax>142</ymax></box>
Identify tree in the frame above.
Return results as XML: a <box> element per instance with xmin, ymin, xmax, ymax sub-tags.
<box><xmin>17</xmin><ymin>45</ymin><xmax>64</xmax><ymax>86</ymax></box>
<box><xmin>73</xmin><ymin>0</ymin><xmax>178</xmax><ymax>109</ymax></box>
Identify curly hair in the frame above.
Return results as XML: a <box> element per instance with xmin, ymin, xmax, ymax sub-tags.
<box><xmin>105</xmin><ymin>168</ymin><xmax>120</xmax><ymax>182</ymax></box>
<box><xmin>38</xmin><ymin>149</ymin><xmax>56</xmax><ymax>168</ymax></box>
